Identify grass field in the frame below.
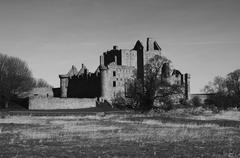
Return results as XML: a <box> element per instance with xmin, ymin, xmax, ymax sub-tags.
<box><xmin>0</xmin><ymin>110</ymin><xmax>240</xmax><ymax>158</ymax></box>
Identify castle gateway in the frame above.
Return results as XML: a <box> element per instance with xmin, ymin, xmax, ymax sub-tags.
<box><xmin>59</xmin><ymin>38</ymin><xmax>190</xmax><ymax>102</ymax></box>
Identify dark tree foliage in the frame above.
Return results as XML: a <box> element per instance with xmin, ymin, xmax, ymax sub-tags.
<box><xmin>0</xmin><ymin>53</ymin><xmax>35</xmax><ymax>108</ymax></box>
<box><xmin>203</xmin><ymin>69</ymin><xmax>240</xmax><ymax>109</ymax></box>
<box><xmin>114</xmin><ymin>55</ymin><xmax>184</xmax><ymax>111</ymax></box>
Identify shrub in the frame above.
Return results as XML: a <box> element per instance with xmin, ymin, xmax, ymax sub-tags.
<box><xmin>204</xmin><ymin>93</ymin><xmax>240</xmax><ymax>110</ymax></box>
<box><xmin>179</xmin><ymin>98</ymin><xmax>192</xmax><ymax>108</ymax></box>
<box><xmin>203</xmin><ymin>69</ymin><xmax>240</xmax><ymax>109</ymax></box>
<box><xmin>111</xmin><ymin>93</ymin><xmax>132</xmax><ymax>110</ymax></box>
<box><xmin>191</xmin><ymin>96</ymin><xmax>202</xmax><ymax>107</ymax></box>
<box><xmin>190</xmin><ymin>106</ymin><xmax>205</xmax><ymax>115</ymax></box>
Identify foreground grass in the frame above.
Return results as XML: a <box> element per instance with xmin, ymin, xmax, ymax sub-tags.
<box><xmin>0</xmin><ymin>110</ymin><xmax>240</xmax><ymax>158</ymax></box>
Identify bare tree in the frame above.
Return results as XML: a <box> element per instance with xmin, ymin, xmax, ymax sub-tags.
<box><xmin>226</xmin><ymin>69</ymin><xmax>240</xmax><ymax>96</ymax></box>
<box><xmin>34</xmin><ymin>78</ymin><xmax>52</xmax><ymax>88</ymax></box>
<box><xmin>203</xmin><ymin>69</ymin><xmax>240</xmax><ymax>109</ymax></box>
<box><xmin>0</xmin><ymin>53</ymin><xmax>35</xmax><ymax>108</ymax></box>
<box><xmin>203</xmin><ymin>76</ymin><xmax>226</xmax><ymax>93</ymax></box>
<box><xmin>126</xmin><ymin>55</ymin><xmax>184</xmax><ymax>111</ymax></box>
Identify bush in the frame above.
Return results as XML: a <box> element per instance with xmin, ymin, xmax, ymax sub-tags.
<box><xmin>161</xmin><ymin>99</ymin><xmax>174</xmax><ymax>111</ymax></box>
<box><xmin>0</xmin><ymin>112</ymin><xmax>7</xmax><ymax>119</ymax></box>
<box><xmin>111</xmin><ymin>93</ymin><xmax>132</xmax><ymax>110</ymax></box>
<box><xmin>203</xmin><ymin>69</ymin><xmax>240</xmax><ymax>110</ymax></box>
<box><xmin>179</xmin><ymin>98</ymin><xmax>192</xmax><ymax>108</ymax></box>
<box><xmin>204</xmin><ymin>93</ymin><xmax>240</xmax><ymax>110</ymax></box>
<box><xmin>191</xmin><ymin>96</ymin><xmax>202</xmax><ymax>107</ymax></box>
<box><xmin>189</xmin><ymin>106</ymin><xmax>205</xmax><ymax>115</ymax></box>
<box><xmin>201</xmin><ymin>104</ymin><xmax>219</xmax><ymax>113</ymax></box>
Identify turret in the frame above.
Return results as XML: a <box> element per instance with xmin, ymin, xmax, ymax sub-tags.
<box><xmin>59</xmin><ymin>74</ymin><xmax>68</xmax><ymax>98</ymax></box>
<box><xmin>184</xmin><ymin>73</ymin><xmax>190</xmax><ymax>100</ymax></box>
<box><xmin>99</xmin><ymin>65</ymin><xmax>108</xmax><ymax>99</ymax></box>
<box><xmin>133</xmin><ymin>40</ymin><xmax>144</xmax><ymax>81</ymax></box>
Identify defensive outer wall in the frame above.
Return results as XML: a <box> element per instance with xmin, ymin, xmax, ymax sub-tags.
<box><xmin>29</xmin><ymin>97</ymin><xmax>96</xmax><ymax>110</ymax></box>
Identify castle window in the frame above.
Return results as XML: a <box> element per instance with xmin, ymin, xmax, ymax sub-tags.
<box><xmin>113</xmin><ymin>71</ymin><xmax>116</xmax><ymax>76</ymax></box>
<box><xmin>113</xmin><ymin>81</ymin><xmax>116</xmax><ymax>87</ymax></box>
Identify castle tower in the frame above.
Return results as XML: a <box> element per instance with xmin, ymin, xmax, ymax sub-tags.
<box><xmin>99</xmin><ymin>54</ymin><xmax>108</xmax><ymax>99</ymax></box>
<box><xmin>184</xmin><ymin>73</ymin><xmax>190</xmax><ymax>100</ymax></box>
<box><xmin>59</xmin><ymin>74</ymin><xmax>68</xmax><ymax>98</ymax></box>
<box><xmin>133</xmin><ymin>40</ymin><xmax>144</xmax><ymax>81</ymax></box>
<box><xmin>100</xmin><ymin>66</ymin><xmax>108</xmax><ymax>100</ymax></box>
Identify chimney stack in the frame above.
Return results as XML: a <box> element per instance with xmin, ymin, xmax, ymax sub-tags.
<box><xmin>147</xmin><ymin>37</ymin><xmax>154</xmax><ymax>51</ymax></box>
<box><xmin>100</xmin><ymin>55</ymin><xmax>104</xmax><ymax>66</ymax></box>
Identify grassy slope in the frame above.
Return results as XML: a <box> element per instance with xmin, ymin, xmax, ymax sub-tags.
<box><xmin>0</xmin><ymin>110</ymin><xmax>240</xmax><ymax>158</ymax></box>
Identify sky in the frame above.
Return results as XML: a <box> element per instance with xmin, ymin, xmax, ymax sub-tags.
<box><xmin>0</xmin><ymin>0</ymin><xmax>240</xmax><ymax>93</ymax></box>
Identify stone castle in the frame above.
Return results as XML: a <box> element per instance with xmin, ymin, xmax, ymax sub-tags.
<box><xmin>59</xmin><ymin>38</ymin><xmax>190</xmax><ymax>102</ymax></box>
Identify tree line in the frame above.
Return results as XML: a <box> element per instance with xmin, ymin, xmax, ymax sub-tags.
<box><xmin>202</xmin><ymin>69</ymin><xmax>240</xmax><ymax>109</ymax></box>
<box><xmin>1</xmin><ymin>52</ymin><xmax>239</xmax><ymax>111</ymax></box>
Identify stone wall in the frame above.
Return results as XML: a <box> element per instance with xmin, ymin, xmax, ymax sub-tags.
<box><xmin>29</xmin><ymin>97</ymin><xmax>96</xmax><ymax>110</ymax></box>
<box><xmin>101</xmin><ymin>62</ymin><xmax>135</xmax><ymax>100</ymax></box>
<box><xmin>30</xmin><ymin>87</ymin><xmax>54</xmax><ymax>97</ymax></box>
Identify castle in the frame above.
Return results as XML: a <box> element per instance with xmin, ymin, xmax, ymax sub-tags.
<box><xmin>59</xmin><ymin>38</ymin><xmax>190</xmax><ymax>102</ymax></box>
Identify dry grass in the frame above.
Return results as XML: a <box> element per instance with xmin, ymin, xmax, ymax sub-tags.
<box><xmin>193</xmin><ymin>110</ymin><xmax>240</xmax><ymax>121</ymax></box>
<box><xmin>0</xmin><ymin>116</ymin><xmax>46</xmax><ymax>125</ymax></box>
<box><xmin>0</xmin><ymin>111</ymin><xmax>240</xmax><ymax>157</ymax></box>
<box><xmin>142</xmin><ymin>119</ymin><xmax>219</xmax><ymax>128</ymax></box>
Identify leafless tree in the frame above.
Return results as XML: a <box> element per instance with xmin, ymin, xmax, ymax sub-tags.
<box><xmin>34</xmin><ymin>78</ymin><xmax>52</xmax><ymax>88</ymax></box>
<box><xmin>203</xmin><ymin>69</ymin><xmax>240</xmax><ymax>109</ymax></box>
<box><xmin>203</xmin><ymin>76</ymin><xmax>226</xmax><ymax>93</ymax></box>
<box><xmin>126</xmin><ymin>55</ymin><xmax>183</xmax><ymax>111</ymax></box>
<box><xmin>226</xmin><ymin>69</ymin><xmax>240</xmax><ymax>96</ymax></box>
<box><xmin>0</xmin><ymin>53</ymin><xmax>35</xmax><ymax>108</ymax></box>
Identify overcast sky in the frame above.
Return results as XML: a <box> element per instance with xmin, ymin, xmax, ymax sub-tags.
<box><xmin>0</xmin><ymin>0</ymin><xmax>240</xmax><ymax>93</ymax></box>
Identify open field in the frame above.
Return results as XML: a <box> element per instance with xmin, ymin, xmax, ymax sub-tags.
<box><xmin>0</xmin><ymin>110</ymin><xmax>240</xmax><ymax>158</ymax></box>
